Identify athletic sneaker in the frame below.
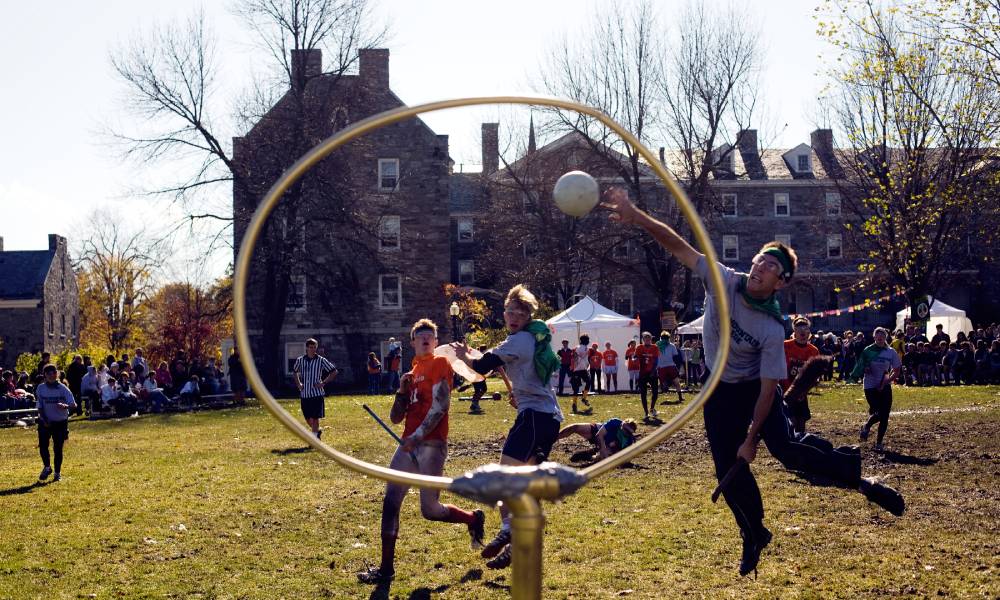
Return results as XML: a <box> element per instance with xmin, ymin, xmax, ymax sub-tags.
<box><xmin>859</xmin><ymin>477</ymin><xmax>905</xmax><ymax>516</ymax></box>
<box><xmin>572</xmin><ymin>403</ymin><xmax>579</xmax><ymax>414</ymax></box>
<box><xmin>486</xmin><ymin>543</ymin><xmax>512</xmax><ymax>569</ymax></box>
<box><xmin>39</xmin><ymin>466</ymin><xmax>52</xmax><ymax>481</ymax></box>
<box><xmin>468</xmin><ymin>509</ymin><xmax>486</xmax><ymax>550</ymax></box>
<box><xmin>481</xmin><ymin>528</ymin><xmax>511</xmax><ymax>559</ymax></box>
<box><xmin>738</xmin><ymin>526</ymin><xmax>773</xmax><ymax>577</ymax></box>
<box><xmin>53</xmin><ymin>472</ymin><xmax>61</xmax><ymax>482</ymax></box>
<box><xmin>316</xmin><ymin>429</ymin><xmax>322</xmax><ymax>439</ymax></box>
<box><xmin>581</xmin><ymin>397</ymin><xmax>591</xmax><ymax>408</ymax></box>
<box><xmin>357</xmin><ymin>565</ymin><xmax>394</xmax><ymax>584</ymax></box>
<box><xmin>873</xmin><ymin>443</ymin><xmax>884</xmax><ymax>452</ymax></box>
<box><xmin>650</xmin><ymin>408</ymin><xmax>658</xmax><ymax>419</ymax></box>
<box><xmin>859</xmin><ymin>425</ymin><xmax>870</xmax><ymax>441</ymax></box>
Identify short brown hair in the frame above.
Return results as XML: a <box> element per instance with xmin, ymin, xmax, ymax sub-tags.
<box><xmin>505</xmin><ymin>284</ymin><xmax>539</xmax><ymax>314</ymax></box>
<box><xmin>305</xmin><ymin>338</ymin><xmax>319</xmax><ymax>347</ymax></box>
<box><xmin>410</xmin><ymin>318</ymin><xmax>438</xmax><ymax>339</ymax></box>
<box><xmin>792</xmin><ymin>317</ymin><xmax>811</xmax><ymax>328</ymax></box>
<box><xmin>760</xmin><ymin>241</ymin><xmax>798</xmax><ymax>281</ymax></box>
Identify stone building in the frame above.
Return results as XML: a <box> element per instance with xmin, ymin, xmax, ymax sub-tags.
<box><xmin>0</xmin><ymin>235</ymin><xmax>80</xmax><ymax>367</ymax></box>
<box><xmin>233</xmin><ymin>48</ymin><xmax>453</xmax><ymax>387</ymax></box>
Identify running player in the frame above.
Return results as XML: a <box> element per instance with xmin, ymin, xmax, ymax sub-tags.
<box><xmin>603</xmin><ymin>187</ymin><xmax>905</xmax><ymax>578</ymax></box>
<box><xmin>454</xmin><ymin>284</ymin><xmax>563</xmax><ymax>570</ymax></box>
<box><xmin>635</xmin><ymin>332</ymin><xmax>660</xmax><ymax>420</ymax></box>
<box><xmin>852</xmin><ymin>327</ymin><xmax>902</xmax><ymax>451</ymax></box>
<box><xmin>571</xmin><ymin>335</ymin><xmax>592</xmax><ymax>413</ymax></box>
<box><xmin>36</xmin><ymin>364</ymin><xmax>76</xmax><ymax>482</ymax></box>
<box><xmin>782</xmin><ymin>317</ymin><xmax>820</xmax><ymax>434</ymax></box>
<box><xmin>358</xmin><ymin>319</ymin><xmax>486</xmax><ymax>584</ymax></box>
<box><xmin>558</xmin><ymin>417</ymin><xmax>637</xmax><ymax>458</ymax></box>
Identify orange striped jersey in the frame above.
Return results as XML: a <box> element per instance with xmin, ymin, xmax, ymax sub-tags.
<box><xmin>403</xmin><ymin>353</ymin><xmax>453</xmax><ymax>442</ymax></box>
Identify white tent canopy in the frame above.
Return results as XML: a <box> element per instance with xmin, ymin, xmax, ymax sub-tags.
<box><xmin>546</xmin><ymin>296</ymin><xmax>640</xmax><ymax>391</ymax></box>
<box><xmin>895</xmin><ymin>296</ymin><xmax>974</xmax><ymax>341</ymax></box>
<box><xmin>676</xmin><ymin>316</ymin><xmax>704</xmax><ymax>336</ymax></box>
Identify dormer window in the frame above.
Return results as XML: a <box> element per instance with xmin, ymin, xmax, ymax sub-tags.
<box><xmin>713</xmin><ymin>144</ymin><xmax>735</xmax><ymax>173</ymax></box>
<box><xmin>797</xmin><ymin>154</ymin><xmax>811</xmax><ymax>172</ymax></box>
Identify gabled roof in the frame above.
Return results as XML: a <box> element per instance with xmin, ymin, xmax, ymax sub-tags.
<box><xmin>500</xmin><ymin>131</ymin><xmax>658</xmax><ymax>179</ymax></box>
<box><xmin>0</xmin><ymin>250</ymin><xmax>52</xmax><ymax>299</ymax></box>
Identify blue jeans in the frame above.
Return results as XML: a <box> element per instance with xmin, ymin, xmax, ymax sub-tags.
<box><xmin>557</xmin><ymin>365</ymin><xmax>572</xmax><ymax>394</ymax></box>
<box><xmin>388</xmin><ymin>371</ymin><xmax>400</xmax><ymax>392</ymax></box>
<box><xmin>368</xmin><ymin>373</ymin><xmax>380</xmax><ymax>394</ymax></box>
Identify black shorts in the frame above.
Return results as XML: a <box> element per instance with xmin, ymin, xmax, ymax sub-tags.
<box><xmin>502</xmin><ymin>408</ymin><xmax>560</xmax><ymax>463</ymax></box>
<box><xmin>39</xmin><ymin>419</ymin><xmax>69</xmax><ymax>442</ymax></box>
<box><xmin>785</xmin><ymin>397</ymin><xmax>811</xmax><ymax>422</ymax></box>
<box><xmin>300</xmin><ymin>396</ymin><xmax>326</xmax><ymax>419</ymax></box>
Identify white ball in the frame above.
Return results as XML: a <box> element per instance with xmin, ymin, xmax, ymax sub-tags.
<box><xmin>552</xmin><ymin>170</ymin><xmax>599</xmax><ymax>217</ymax></box>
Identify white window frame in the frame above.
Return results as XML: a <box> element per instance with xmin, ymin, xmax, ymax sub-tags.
<box><xmin>721</xmin><ymin>193</ymin><xmax>737</xmax><ymax>218</ymax></box>
<box><xmin>774</xmin><ymin>193</ymin><xmax>790</xmax><ymax>217</ymax></box>
<box><xmin>285</xmin><ymin>342</ymin><xmax>306</xmax><ymax>375</ymax></box>
<box><xmin>286</xmin><ymin>275</ymin><xmax>307</xmax><ymax>312</ymax></box>
<box><xmin>797</xmin><ymin>154</ymin><xmax>811</xmax><ymax>172</ymax></box>
<box><xmin>612</xmin><ymin>284</ymin><xmax>633</xmax><ymax>317</ymax></box>
<box><xmin>457</xmin><ymin>217</ymin><xmax>474</xmax><ymax>243</ymax></box>
<box><xmin>379</xmin><ymin>215</ymin><xmax>401</xmax><ymax>251</ymax></box>
<box><xmin>826</xmin><ymin>192</ymin><xmax>841</xmax><ymax>217</ymax></box>
<box><xmin>379</xmin><ymin>274</ymin><xmax>402</xmax><ymax>309</ymax></box>
<box><xmin>827</xmin><ymin>234</ymin><xmax>843</xmax><ymax>258</ymax></box>
<box><xmin>774</xmin><ymin>234</ymin><xmax>791</xmax><ymax>247</ymax></box>
<box><xmin>378</xmin><ymin>158</ymin><xmax>399</xmax><ymax>191</ymax></box>
<box><xmin>722</xmin><ymin>235</ymin><xmax>739</xmax><ymax>262</ymax></box>
<box><xmin>457</xmin><ymin>260</ymin><xmax>475</xmax><ymax>285</ymax></box>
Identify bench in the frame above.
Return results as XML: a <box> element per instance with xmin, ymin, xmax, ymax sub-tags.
<box><xmin>0</xmin><ymin>407</ymin><xmax>39</xmax><ymax>425</ymax></box>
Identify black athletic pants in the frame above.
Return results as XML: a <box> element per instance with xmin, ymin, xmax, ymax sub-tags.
<box><xmin>637</xmin><ymin>373</ymin><xmax>658</xmax><ymax>416</ymax></box>
<box><xmin>863</xmin><ymin>386</ymin><xmax>893</xmax><ymax>445</ymax></box>
<box><xmin>703</xmin><ymin>379</ymin><xmax>862</xmax><ymax>540</ymax></box>
<box><xmin>38</xmin><ymin>420</ymin><xmax>68</xmax><ymax>473</ymax></box>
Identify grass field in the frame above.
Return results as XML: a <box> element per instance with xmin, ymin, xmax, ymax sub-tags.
<box><xmin>2</xmin><ymin>383</ymin><xmax>998</xmax><ymax>599</ymax></box>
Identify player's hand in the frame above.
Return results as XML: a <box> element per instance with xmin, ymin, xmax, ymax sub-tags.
<box><xmin>508</xmin><ymin>393</ymin><xmax>518</xmax><ymax>409</ymax></box>
<box><xmin>398</xmin><ymin>373</ymin><xmax>414</xmax><ymax>396</ymax></box>
<box><xmin>737</xmin><ymin>438</ymin><xmax>758</xmax><ymax>464</ymax></box>
<box><xmin>314</xmin><ymin>381</ymin><xmax>325</xmax><ymax>389</ymax></box>
<box><xmin>400</xmin><ymin>435</ymin><xmax>418</xmax><ymax>453</ymax></box>
<box><xmin>601</xmin><ymin>187</ymin><xmax>641</xmax><ymax>225</ymax></box>
<box><xmin>57</xmin><ymin>402</ymin><xmax>68</xmax><ymax>409</ymax></box>
<box><xmin>296</xmin><ymin>383</ymin><xmax>303</xmax><ymax>392</ymax></box>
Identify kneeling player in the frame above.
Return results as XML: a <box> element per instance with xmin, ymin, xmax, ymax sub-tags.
<box><xmin>558</xmin><ymin>417</ymin><xmax>637</xmax><ymax>458</ymax></box>
<box><xmin>358</xmin><ymin>319</ymin><xmax>485</xmax><ymax>584</ymax></box>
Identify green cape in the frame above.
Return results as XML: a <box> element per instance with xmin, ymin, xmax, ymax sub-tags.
<box><xmin>524</xmin><ymin>320</ymin><xmax>561</xmax><ymax>384</ymax></box>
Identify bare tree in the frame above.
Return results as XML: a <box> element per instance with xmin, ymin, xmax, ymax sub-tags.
<box><xmin>819</xmin><ymin>0</ymin><xmax>1000</xmax><ymax>309</ymax></box>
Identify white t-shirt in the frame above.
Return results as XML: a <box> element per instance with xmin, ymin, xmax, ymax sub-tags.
<box><xmin>573</xmin><ymin>345</ymin><xmax>589</xmax><ymax>371</ymax></box>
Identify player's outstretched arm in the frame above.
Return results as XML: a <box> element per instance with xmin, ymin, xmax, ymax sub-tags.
<box><xmin>602</xmin><ymin>187</ymin><xmax>702</xmax><ymax>270</ymax></box>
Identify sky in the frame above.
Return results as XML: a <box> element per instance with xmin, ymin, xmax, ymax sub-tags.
<box><xmin>0</xmin><ymin>0</ymin><xmax>829</xmax><ymax>280</ymax></box>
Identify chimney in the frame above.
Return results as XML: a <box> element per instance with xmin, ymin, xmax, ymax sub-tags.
<box><xmin>810</xmin><ymin>129</ymin><xmax>834</xmax><ymax>155</ymax></box>
<box><xmin>48</xmin><ymin>234</ymin><xmax>67</xmax><ymax>253</ymax></box>
<box><xmin>658</xmin><ymin>147</ymin><xmax>665</xmax><ymax>165</ymax></box>
<box><xmin>482</xmin><ymin>123</ymin><xmax>499</xmax><ymax>175</ymax></box>
<box><xmin>0</xmin><ymin>236</ymin><xmax>4</xmax><ymax>252</ymax></box>
<box><xmin>359</xmin><ymin>48</ymin><xmax>390</xmax><ymax>89</ymax></box>
<box><xmin>736</xmin><ymin>129</ymin><xmax>766</xmax><ymax>180</ymax></box>
<box><xmin>290</xmin><ymin>48</ymin><xmax>322</xmax><ymax>80</ymax></box>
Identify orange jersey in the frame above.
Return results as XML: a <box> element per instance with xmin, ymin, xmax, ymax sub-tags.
<box><xmin>625</xmin><ymin>347</ymin><xmax>639</xmax><ymax>370</ymax></box>
<box><xmin>588</xmin><ymin>348</ymin><xmax>603</xmax><ymax>369</ymax></box>
<box><xmin>635</xmin><ymin>344</ymin><xmax>660</xmax><ymax>375</ymax></box>
<box><xmin>782</xmin><ymin>340</ymin><xmax>820</xmax><ymax>389</ymax></box>
<box><xmin>402</xmin><ymin>353</ymin><xmax>453</xmax><ymax>442</ymax></box>
<box><xmin>603</xmin><ymin>349</ymin><xmax>618</xmax><ymax>366</ymax></box>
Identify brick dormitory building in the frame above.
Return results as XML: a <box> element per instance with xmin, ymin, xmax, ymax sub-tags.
<box><xmin>234</xmin><ymin>48</ymin><xmax>998</xmax><ymax>387</ymax></box>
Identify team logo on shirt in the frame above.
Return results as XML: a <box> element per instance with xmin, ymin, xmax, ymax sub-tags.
<box><xmin>730</xmin><ymin>318</ymin><xmax>761</xmax><ymax>348</ymax></box>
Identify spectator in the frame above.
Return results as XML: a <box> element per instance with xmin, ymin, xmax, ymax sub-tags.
<box><xmin>930</xmin><ymin>324</ymin><xmax>950</xmax><ymax>348</ymax></box>
<box><xmin>974</xmin><ymin>340</ymin><xmax>990</xmax><ymax>383</ymax></box>
<box><xmin>155</xmin><ymin>361</ymin><xmax>173</xmax><ymax>394</ymax></box>
<box><xmin>941</xmin><ymin>342</ymin><xmax>958</xmax><ymax>385</ymax></box>
<box><xmin>839</xmin><ymin>331</ymin><xmax>855</xmax><ymax>380</ymax></box>
<box><xmin>602</xmin><ymin>342</ymin><xmax>619</xmax><ymax>393</ymax></box>
<box><xmin>624</xmin><ymin>340</ymin><xmax>639</xmax><ymax>392</ymax></box>
<box><xmin>229</xmin><ymin>348</ymin><xmax>247</xmax><ymax>405</ymax></box>
<box><xmin>556</xmin><ymin>340</ymin><xmax>574</xmax><ymax>396</ymax></box>
<box><xmin>80</xmin><ymin>366</ymin><xmax>100</xmax><ymax>416</ymax></box>
<box><xmin>386</xmin><ymin>338</ymin><xmax>402</xmax><ymax>392</ymax></box>
<box><xmin>171</xmin><ymin>351</ymin><xmax>189</xmax><ymax>387</ymax></box>
<box><xmin>366</xmin><ymin>352</ymin><xmax>382</xmax><ymax>394</ymax></box>
<box><xmin>587</xmin><ymin>343</ymin><xmax>603</xmax><ymax>393</ymax></box>
<box><xmin>819</xmin><ymin>334</ymin><xmax>837</xmax><ymax>381</ymax></box>
<box><xmin>990</xmin><ymin>341</ymin><xmax>1000</xmax><ymax>384</ymax></box>
<box><xmin>141</xmin><ymin>372</ymin><xmax>170</xmax><ymax>413</ymax></box>
<box><xmin>688</xmin><ymin>339</ymin><xmax>704</xmax><ymax>385</ymax></box>
<box><xmin>957</xmin><ymin>341</ymin><xmax>976</xmax><ymax>384</ymax></box>
<box><xmin>131</xmin><ymin>348</ymin><xmax>148</xmax><ymax>376</ymax></box>
<box><xmin>33</xmin><ymin>352</ymin><xmax>51</xmax><ymax>379</ymax></box>
<box><xmin>65</xmin><ymin>355</ymin><xmax>87</xmax><ymax>416</ymax></box>
<box><xmin>98</xmin><ymin>375</ymin><xmax>119</xmax><ymax>416</ymax></box>
<box><xmin>179</xmin><ymin>375</ymin><xmax>201</xmax><ymax>410</ymax></box>
<box><xmin>115</xmin><ymin>373</ymin><xmax>138</xmax><ymax>416</ymax></box>
<box><xmin>118</xmin><ymin>353</ymin><xmax>131</xmax><ymax>375</ymax></box>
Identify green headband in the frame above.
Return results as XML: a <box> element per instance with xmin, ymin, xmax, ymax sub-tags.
<box><xmin>762</xmin><ymin>247</ymin><xmax>793</xmax><ymax>280</ymax></box>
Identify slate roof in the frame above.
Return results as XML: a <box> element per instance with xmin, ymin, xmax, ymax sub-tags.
<box><xmin>0</xmin><ymin>250</ymin><xmax>52</xmax><ymax>299</ymax></box>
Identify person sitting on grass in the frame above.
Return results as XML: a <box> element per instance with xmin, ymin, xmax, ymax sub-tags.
<box><xmin>179</xmin><ymin>375</ymin><xmax>201</xmax><ymax>409</ymax></box>
<box><xmin>357</xmin><ymin>318</ymin><xmax>485</xmax><ymax>585</ymax></box>
<box><xmin>558</xmin><ymin>417</ymin><xmax>638</xmax><ymax>459</ymax></box>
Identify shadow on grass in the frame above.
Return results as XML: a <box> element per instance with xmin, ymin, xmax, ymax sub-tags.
<box><xmin>406</xmin><ymin>583</ymin><xmax>450</xmax><ymax>599</ymax></box>
<box><xmin>568</xmin><ymin>449</ymin><xmax>646</xmax><ymax>470</ymax></box>
<box><xmin>367</xmin><ymin>580</ymin><xmax>391</xmax><ymax>600</ymax></box>
<box><xmin>270</xmin><ymin>447</ymin><xmax>312</xmax><ymax>455</ymax></box>
<box><xmin>460</xmin><ymin>568</ymin><xmax>482</xmax><ymax>583</ymax></box>
<box><xmin>880</xmin><ymin>449</ymin><xmax>938</xmax><ymax>466</ymax></box>
<box><xmin>483</xmin><ymin>578</ymin><xmax>510</xmax><ymax>593</ymax></box>
<box><xmin>0</xmin><ymin>480</ymin><xmax>49</xmax><ymax>496</ymax></box>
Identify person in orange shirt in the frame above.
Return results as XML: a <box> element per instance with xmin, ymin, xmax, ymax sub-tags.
<box><xmin>358</xmin><ymin>318</ymin><xmax>485</xmax><ymax>585</ymax></box>
<box><xmin>625</xmin><ymin>340</ymin><xmax>640</xmax><ymax>391</ymax></box>
<box><xmin>782</xmin><ymin>317</ymin><xmax>821</xmax><ymax>434</ymax></box>
<box><xmin>635</xmin><ymin>332</ymin><xmax>661</xmax><ymax>420</ymax></box>
<box><xmin>602</xmin><ymin>342</ymin><xmax>619</xmax><ymax>392</ymax></box>
<box><xmin>588</xmin><ymin>343</ymin><xmax>604</xmax><ymax>393</ymax></box>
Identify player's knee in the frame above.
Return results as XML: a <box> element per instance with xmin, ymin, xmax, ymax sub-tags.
<box><xmin>420</xmin><ymin>502</ymin><xmax>449</xmax><ymax>521</ymax></box>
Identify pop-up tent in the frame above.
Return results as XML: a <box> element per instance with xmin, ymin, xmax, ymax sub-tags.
<box><xmin>676</xmin><ymin>316</ymin><xmax>704</xmax><ymax>336</ymax></box>
<box><xmin>546</xmin><ymin>296</ymin><xmax>640</xmax><ymax>391</ymax></box>
<box><xmin>895</xmin><ymin>296</ymin><xmax>974</xmax><ymax>341</ymax></box>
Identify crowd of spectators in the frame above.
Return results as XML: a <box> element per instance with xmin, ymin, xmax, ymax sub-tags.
<box><xmin>1</xmin><ymin>347</ymin><xmax>247</xmax><ymax>420</ymax></box>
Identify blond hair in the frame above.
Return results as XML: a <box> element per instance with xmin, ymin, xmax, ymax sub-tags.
<box><xmin>410</xmin><ymin>318</ymin><xmax>439</xmax><ymax>339</ymax></box>
<box><xmin>505</xmin><ymin>284</ymin><xmax>538</xmax><ymax>314</ymax></box>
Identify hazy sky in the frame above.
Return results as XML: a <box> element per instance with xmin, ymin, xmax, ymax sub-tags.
<box><xmin>0</xmin><ymin>0</ymin><xmax>829</xmax><ymax>279</ymax></box>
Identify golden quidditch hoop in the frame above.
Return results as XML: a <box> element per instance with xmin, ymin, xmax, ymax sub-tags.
<box><xmin>233</xmin><ymin>96</ymin><xmax>731</xmax><ymax>599</ymax></box>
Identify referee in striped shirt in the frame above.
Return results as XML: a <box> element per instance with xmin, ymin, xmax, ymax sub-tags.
<box><xmin>293</xmin><ymin>338</ymin><xmax>338</xmax><ymax>439</ymax></box>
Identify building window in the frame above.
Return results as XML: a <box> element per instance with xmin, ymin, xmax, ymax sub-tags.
<box><xmin>48</xmin><ymin>312</ymin><xmax>54</xmax><ymax>334</ymax></box>
<box><xmin>286</xmin><ymin>275</ymin><xmax>307</xmax><ymax>311</ymax></box>
<box><xmin>826</xmin><ymin>192</ymin><xmax>841</xmax><ymax>217</ymax></box>
<box><xmin>774</xmin><ymin>234</ymin><xmax>791</xmax><ymax>247</ymax></box>
<box><xmin>797</xmin><ymin>154</ymin><xmax>811</xmax><ymax>172</ymax></box>
<box><xmin>379</xmin><ymin>216</ymin><xmax>400</xmax><ymax>251</ymax></box>
<box><xmin>827</xmin><ymin>234</ymin><xmax>842</xmax><ymax>258</ymax></box>
<box><xmin>285</xmin><ymin>342</ymin><xmax>306</xmax><ymax>375</ymax></box>
<box><xmin>612</xmin><ymin>284</ymin><xmax>633</xmax><ymax>316</ymax></box>
<box><xmin>379</xmin><ymin>274</ymin><xmax>402</xmax><ymax>309</ymax></box>
<box><xmin>457</xmin><ymin>218</ymin><xmax>474</xmax><ymax>243</ymax></box>
<box><xmin>721</xmin><ymin>193</ymin><xmax>737</xmax><ymax>218</ymax></box>
<box><xmin>774</xmin><ymin>193</ymin><xmax>790</xmax><ymax>217</ymax></box>
<box><xmin>332</xmin><ymin>107</ymin><xmax>348</xmax><ymax>130</ymax></box>
<box><xmin>72</xmin><ymin>316</ymin><xmax>77</xmax><ymax>337</ymax></box>
<box><xmin>722</xmin><ymin>235</ymin><xmax>739</xmax><ymax>262</ymax></box>
<box><xmin>378</xmin><ymin>158</ymin><xmax>399</xmax><ymax>191</ymax></box>
<box><xmin>458</xmin><ymin>260</ymin><xmax>475</xmax><ymax>285</ymax></box>
<box><xmin>61</xmin><ymin>315</ymin><xmax>66</xmax><ymax>336</ymax></box>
